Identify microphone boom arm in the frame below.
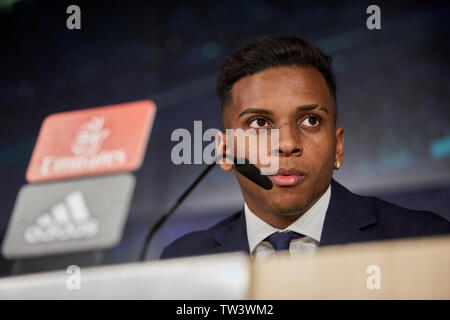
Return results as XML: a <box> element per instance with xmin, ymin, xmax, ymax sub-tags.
<box><xmin>139</xmin><ymin>162</ymin><xmax>216</xmax><ymax>261</ymax></box>
<box><xmin>138</xmin><ymin>155</ymin><xmax>272</xmax><ymax>261</ymax></box>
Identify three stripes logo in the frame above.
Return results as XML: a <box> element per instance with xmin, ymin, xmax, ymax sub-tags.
<box><xmin>24</xmin><ymin>190</ymin><xmax>99</xmax><ymax>244</ymax></box>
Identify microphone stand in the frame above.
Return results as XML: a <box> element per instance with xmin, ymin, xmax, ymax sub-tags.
<box><xmin>139</xmin><ymin>162</ymin><xmax>216</xmax><ymax>261</ymax></box>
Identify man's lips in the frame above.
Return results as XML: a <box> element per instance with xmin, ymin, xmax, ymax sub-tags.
<box><xmin>268</xmin><ymin>168</ymin><xmax>307</xmax><ymax>187</ymax></box>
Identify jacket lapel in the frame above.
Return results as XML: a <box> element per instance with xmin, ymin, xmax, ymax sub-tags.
<box><xmin>320</xmin><ymin>179</ymin><xmax>379</xmax><ymax>246</ymax></box>
<box><xmin>210</xmin><ymin>209</ymin><xmax>250</xmax><ymax>254</ymax></box>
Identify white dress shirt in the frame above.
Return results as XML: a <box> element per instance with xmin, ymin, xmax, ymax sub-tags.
<box><xmin>244</xmin><ymin>183</ymin><xmax>331</xmax><ymax>259</ymax></box>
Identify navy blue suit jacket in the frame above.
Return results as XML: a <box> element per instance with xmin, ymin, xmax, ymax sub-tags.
<box><xmin>161</xmin><ymin>179</ymin><xmax>450</xmax><ymax>259</ymax></box>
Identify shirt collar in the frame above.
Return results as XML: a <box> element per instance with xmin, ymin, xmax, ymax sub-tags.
<box><xmin>244</xmin><ymin>183</ymin><xmax>331</xmax><ymax>253</ymax></box>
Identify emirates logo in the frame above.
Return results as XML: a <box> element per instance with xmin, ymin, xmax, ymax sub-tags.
<box><xmin>71</xmin><ymin>117</ymin><xmax>110</xmax><ymax>156</ymax></box>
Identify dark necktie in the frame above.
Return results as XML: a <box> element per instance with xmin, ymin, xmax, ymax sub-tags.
<box><xmin>264</xmin><ymin>231</ymin><xmax>304</xmax><ymax>251</ymax></box>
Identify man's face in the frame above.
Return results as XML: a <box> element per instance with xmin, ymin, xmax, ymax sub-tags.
<box><xmin>221</xmin><ymin>66</ymin><xmax>344</xmax><ymax>218</ymax></box>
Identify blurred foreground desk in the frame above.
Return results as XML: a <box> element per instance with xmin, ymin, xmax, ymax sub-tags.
<box><xmin>0</xmin><ymin>235</ymin><xmax>448</xmax><ymax>299</ymax></box>
<box><xmin>251</xmin><ymin>235</ymin><xmax>449</xmax><ymax>299</ymax></box>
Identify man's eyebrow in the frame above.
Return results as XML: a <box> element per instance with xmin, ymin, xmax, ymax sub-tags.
<box><xmin>296</xmin><ymin>104</ymin><xmax>329</xmax><ymax>114</ymax></box>
<box><xmin>238</xmin><ymin>108</ymin><xmax>273</xmax><ymax>118</ymax></box>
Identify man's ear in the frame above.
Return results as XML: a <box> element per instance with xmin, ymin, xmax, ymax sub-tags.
<box><xmin>216</xmin><ymin>130</ymin><xmax>234</xmax><ymax>172</ymax></box>
<box><xmin>335</xmin><ymin>126</ymin><xmax>344</xmax><ymax>166</ymax></box>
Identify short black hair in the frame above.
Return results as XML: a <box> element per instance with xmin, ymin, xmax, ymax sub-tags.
<box><xmin>216</xmin><ymin>36</ymin><xmax>337</xmax><ymax>123</ymax></box>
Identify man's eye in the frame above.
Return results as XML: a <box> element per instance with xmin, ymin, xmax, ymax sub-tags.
<box><xmin>249</xmin><ymin>118</ymin><xmax>271</xmax><ymax>129</ymax></box>
<box><xmin>300</xmin><ymin>116</ymin><xmax>320</xmax><ymax>127</ymax></box>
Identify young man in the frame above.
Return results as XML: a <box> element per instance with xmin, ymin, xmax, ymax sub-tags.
<box><xmin>161</xmin><ymin>36</ymin><xmax>450</xmax><ymax>260</ymax></box>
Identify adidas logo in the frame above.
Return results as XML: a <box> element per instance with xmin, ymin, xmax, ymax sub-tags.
<box><xmin>24</xmin><ymin>190</ymin><xmax>99</xmax><ymax>244</ymax></box>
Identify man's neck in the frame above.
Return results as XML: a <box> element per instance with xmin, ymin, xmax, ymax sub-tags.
<box><xmin>244</xmin><ymin>187</ymin><xmax>329</xmax><ymax>230</ymax></box>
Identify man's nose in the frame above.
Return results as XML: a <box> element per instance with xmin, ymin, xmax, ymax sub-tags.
<box><xmin>276</xmin><ymin>124</ymin><xmax>302</xmax><ymax>157</ymax></box>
